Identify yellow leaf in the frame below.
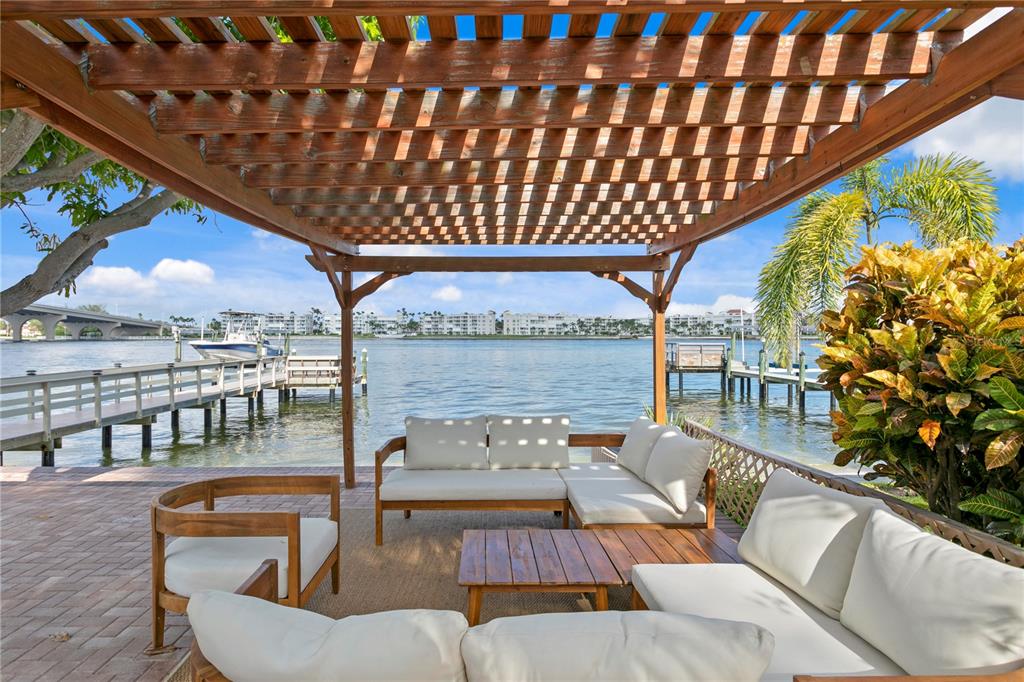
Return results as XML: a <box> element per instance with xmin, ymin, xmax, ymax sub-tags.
<box><xmin>945</xmin><ymin>392</ymin><xmax>971</xmax><ymax>418</ymax></box>
<box><xmin>918</xmin><ymin>420</ymin><xmax>941</xmax><ymax>450</ymax></box>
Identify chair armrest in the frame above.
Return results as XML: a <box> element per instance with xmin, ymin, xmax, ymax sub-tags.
<box><xmin>154</xmin><ymin>509</ymin><xmax>300</xmax><ymax>539</ymax></box>
<box><xmin>375</xmin><ymin>436</ymin><xmax>407</xmax><ymax>491</ymax></box>
<box><xmin>568</xmin><ymin>433</ymin><xmax>626</xmax><ymax>448</ymax></box>
<box><xmin>235</xmin><ymin>559</ymin><xmax>279</xmax><ymax>602</ymax></box>
<box><xmin>208</xmin><ymin>475</ymin><xmax>338</xmax><ymax>499</ymax></box>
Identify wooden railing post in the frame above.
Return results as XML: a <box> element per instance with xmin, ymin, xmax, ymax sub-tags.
<box><xmin>134</xmin><ymin>371</ymin><xmax>142</xmax><ymax>418</ymax></box>
<box><xmin>93</xmin><ymin>371</ymin><xmax>103</xmax><ymax>426</ymax></box>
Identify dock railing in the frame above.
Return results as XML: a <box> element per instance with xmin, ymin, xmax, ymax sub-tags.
<box><xmin>667</xmin><ymin>342</ymin><xmax>726</xmax><ymax>370</ymax></box>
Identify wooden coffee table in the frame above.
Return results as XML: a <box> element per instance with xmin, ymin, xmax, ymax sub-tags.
<box><xmin>457</xmin><ymin>528</ymin><xmax>740</xmax><ymax>625</ymax></box>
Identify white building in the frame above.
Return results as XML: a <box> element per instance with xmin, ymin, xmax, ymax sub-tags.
<box><xmin>420</xmin><ymin>311</ymin><xmax>496</xmax><ymax>335</ymax></box>
<box><xmin>262</xmin><ymin>311</ymin><xmax>317</xmax><ymax>335</ymax></box>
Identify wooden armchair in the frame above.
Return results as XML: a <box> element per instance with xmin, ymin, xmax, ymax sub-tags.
<box><xmin>149</xmin><ymin>475</ymin><xmax>340</xmax><ymax>654</ymax></box>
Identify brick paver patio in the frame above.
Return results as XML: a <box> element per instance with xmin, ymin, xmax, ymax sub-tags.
<box><xmin>0</xmin><ymin>465</ymin><xmax>742</xmax><ymax>681</ymax></box>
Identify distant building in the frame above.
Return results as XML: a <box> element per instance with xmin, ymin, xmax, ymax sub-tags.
<box><xmin>420</xmin><ymin>311</ymin><xmax>496</xmax><ymax>335</ymax></box>
<box><xmin>263</xmin><ymin>311</ymin><xmax>316</xmax><ymax>335</ymax></box>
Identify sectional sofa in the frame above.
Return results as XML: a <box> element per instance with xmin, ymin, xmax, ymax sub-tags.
<box><xmin>374</xmin><ymin>415</ymin><xmax>717</xmax><ymax>544</ymax></box>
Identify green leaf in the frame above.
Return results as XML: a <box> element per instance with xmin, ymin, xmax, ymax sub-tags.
<box><xmin>989</xmin><ymin>376</ymin><xmax>1024</xmax><ymax>411</ymax></box>
<box><xmin>974</xmin><ymin>409</ymin><xmax>1024</xmax><ymax>431</ymax></box>
<box><xmin>959</xmin><ymin>493</ymin><xmax>1021</xmax><ymax>520</ymax></box>
<box><xmin>857</xmin><ymin>402</ymin><xmax>886</xmax><ymax>416</ymax></box>
<box><xmin>986</xmin><ymin>488</ymin><xmax>1024</xmax><ymax>515</ymax></box>
<box><xmin>985</xmin><ymin>430</ymin><xmax>1024</xmax><ymax>469</ymax></box>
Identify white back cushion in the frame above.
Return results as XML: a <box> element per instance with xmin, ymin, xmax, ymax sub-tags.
<box><xmin>642</xmin><ymin>428</ymin><xmax>713</xmax><ymax>513</ymax></box>
<box><xmin>404</xmin><ymin>416</ymin><xmax>488</xmax><ymax>470</ymax></box>
<box><xmin>737</xmin><ymin>469</ymin><xmax>886</xmax><ymax>619</ymax></box>
<box><xmin>615</xmin><ymin>416</ymin><xmax>668</xmax><ymax>478</ymax></box>
<box><xmin>841</xmin><ymin>509</ymin><xmax>1024</xmax><ymax>675</ymax></box>
<box><xmin>461</xmin><ymin>610</ymin><xmax>774</xmax><ymax>682</ymax></box>
<box><xmin>487</xmin><ymin>415</ymin><xmax>570</xmax><ymax>469</ymax></box>
<box><xmin>188</xmin><ymin>591</ymin><xmax>468</xmax><ymax>681</ymax></box>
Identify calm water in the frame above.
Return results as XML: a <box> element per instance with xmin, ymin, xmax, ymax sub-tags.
<box><xmin>0</xmin><ymin>337</ymin><xmax>840</xmax><ymax>469</ymax></box>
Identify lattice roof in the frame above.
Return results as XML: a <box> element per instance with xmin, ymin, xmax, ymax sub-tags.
<box><xmin>2</xmin><ymin>2</ymin><xmax>1022</xmax><ymax>254</ymax></box>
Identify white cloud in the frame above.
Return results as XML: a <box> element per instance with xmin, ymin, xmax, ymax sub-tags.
<box><xmin>150</xmin><ymin>258</ymin><xmax>215</xmax><ymax>285</ymax></box>
<box><xmin>667</xmin><ymin>294</ymin><xmax>755</xmax><ymax>316</ymax></box>
<box><xmin>496</xmin><ymin>273</ymin><xmax>514</xmax><ymax>285</ymax></box>
<box><xmin>78</xmin><ymin>266</ymin><xmax>156</xmax><ymax>294</ymax></box>
<box><xmin>431</xmin><ymin>285</ymin><xmax>463</xmax><ymax>302</ymax></box>
<box><xmin>903</xmin><ymin>98</ymin><xmax>1024</xmax><ymax>182</ymax></box>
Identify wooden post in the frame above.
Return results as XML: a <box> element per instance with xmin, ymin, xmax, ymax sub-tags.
<box><xmin>341</xmin><ymin>270</ymin><xmax>356</xmax><ymax>488</ymax></box>
<box><xmin>142</xmin><ymin>423</ymin><xmax>152</xmax><ymax>450</ymax></box>
<box><xmin>171</xmin><ymin>409</ymin><xmax>180</xmax><ymax>435</ymax></box>
<box><xmin>204</xmin><ymin>407</ymin><xmax>213</xmax><ymax>433</ymax></box>
<box><xmin>220</xmin><ymin>398</ymin><xmax>227</xmax><ymax>418</ymax></box>
<box><xmin>798</xmin><ymin>351</ymin><xmax>807</xmax><ymax>415</ymax></box>
<box><xmin>102</xmin><ymin>425</ymin><xmax>113</xmax><ymax>450</ymax></box>
<box><xmin>652</xmin><ymin>271</ymin><xmax>667</xmax><ymax>424</ymax></box>
<box><xmin>758</xmin><ymin>349</ymin><xmax>767</xmax><ymax>406</ymax></box>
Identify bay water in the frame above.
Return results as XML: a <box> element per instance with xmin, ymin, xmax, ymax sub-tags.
<box><xmin>0</xmin><ymin>337</ymin><xmax>839</xmax><ymax>469</ymax></box>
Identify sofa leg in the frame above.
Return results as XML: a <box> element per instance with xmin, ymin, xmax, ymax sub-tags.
<box><xmin>403</xmin><ymin>510</ymin><xmax>411</xmax><ymax>519</ymax></box>
<box><xmin>331</xmin><ymin>551</ymin><xmax>340</xmax><ymax>594</ymax></box>
<box><xmin>562</xmin><ymin>501</ymin><xmax>571</xmax><ymax>528</ymax></box>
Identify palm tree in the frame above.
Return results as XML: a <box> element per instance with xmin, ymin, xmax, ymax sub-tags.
<box><xmin>756</xmin><ymin>153</ymin><xmax>998</xmax><ymax>365</ymax></box>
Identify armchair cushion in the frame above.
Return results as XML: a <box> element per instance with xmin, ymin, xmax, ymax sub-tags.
<box><xmin>487</xmin><ymin>415</ymin><xmax>570</xmax><ymax>469</ymax></box>
<box><xmin>737</xmin><ymin>469</ymin><xmax>886</xmax><ymax>619</ymax></box>
<box><xmin>379</xmin><ymin>468</ymin><xmax>566</xmax><ymax>501</ymax></box>
<box><xmin>614</xmin><ymin>416</ymin><xmax>669</xmax><ymax>478</ymax></box>
<box><xmin>461</xmin><ymin>610</ymin><xmax>774</xmax><ymax>682</ymax></box>
<box><xmin>642</xmin><ymin>428</ymin><xmax>713</xmax><ymax>514</ymax></box>
<box><xmin>404</xmin><ymin>416</ymin><xmax>488</xmax><ymax>470</ymax></box>
<box><xmin>188</xmin><ymin>591</ymin><xmax>468</xmax><ymax>682</ymax></box>
<box><xmin>560</xmin><ymin>463</ymin><xmax>707</xmax><ymax>525</ymax></box>
<box><xmin>841</xmin><ymin>508</ymin><xmax>1024</xmax><ymax>675</ymax></box>
<box><xmin>165</xmin><ymin>517</ymin><xmax>337</xmax><ymax>599</ymax></box>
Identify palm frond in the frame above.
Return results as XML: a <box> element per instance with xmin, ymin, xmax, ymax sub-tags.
<box><xmin>803</xmin><ymin>191</ymin><xmax>865</xmax><ymax>316</ymax></box>
<box><xmin>888</xmin><ymin>153</ymin><xmax>998</xmax><ymax>247</ymax></box>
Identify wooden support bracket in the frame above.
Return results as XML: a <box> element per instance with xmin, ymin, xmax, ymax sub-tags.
<box><xmin>350</xmin><ymin>272</ymin><xmax>410</xmax><ymax>307</ymax></box>
<box><xmin>657</xmin><ymin>242</ymin><xmax>699</xmax><ymax>312</ymax></box>
<box><xmin>593</xmin><ymin>271</ymin><xmax>656</xmax><ymax>310</ymax></box>
<box><xmin>310</xmin><ymin>246</ymin><xmax>349</xmax><ymax>308</ymax></box>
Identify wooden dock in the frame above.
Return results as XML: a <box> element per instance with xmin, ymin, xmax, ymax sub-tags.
<box><xmin>666</xmin><ymin>343</ymin><xmax>831</xmax><ymax>413</ymax></box>
<box><xmin>0</xmin><ymin>354</ymin><xmax>366</xmax><ymax>465</ymax></box>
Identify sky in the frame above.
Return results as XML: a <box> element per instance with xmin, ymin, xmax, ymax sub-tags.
<box><xmin>2</xmin><ymin>12</ymin><xmax>1022</xmax><ymax>323</ymax></box>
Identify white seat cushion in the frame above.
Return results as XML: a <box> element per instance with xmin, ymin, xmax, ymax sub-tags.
<box><xmin>841</xmin><ymin>509</ymin><xmax>1024</xmax><ymax>675</ymax></box>
<box><xmin>165</xmin><ymin>517</ymin><xmax>337</xmax><ymax>599</ymax></box>
<box><xmin>560</xmin><ymin>463</ymin><xmax>707</xmax><ymax>525</ymax></box>
<box><xmin>379</xmin><ymin>468</ymin><xmax>566</xmax><ymax>501</ymax></box>
<box><xmin>487</xmin><ymin>414</ymin><xmax>570</xmax><ymax>469</ymax></box>
<box><xmin>737</xmin><ymin>469</ymin><xmax>886</xmax><ymax>619</ymax></box>
<box><xmin>461</xmin><ymin>610</ymin><xmax>774</xmax><ymax>682</ymax></box>
<box><xmin>615</xmin><ymin>416</ymin><xmax>668</xmax><ymax>478</ymax></box>
<box><xmin>633</xmin><ymin>563</ymin><xmax>904</xmax><ymax>681</ymax></box>
<box><xmin>188</xmin><ymin>591</ymin><xmax>468</xmax><ymax>682</ymax></box>
<box><xmin>404</xmin><ymin>415</ymin><xmax>488</xmax><ymax>470</ymax></box>
<box><xmin>642</xmin><ymin>427</ymin><xmax>713</xmax><ymax>513</ymax></box>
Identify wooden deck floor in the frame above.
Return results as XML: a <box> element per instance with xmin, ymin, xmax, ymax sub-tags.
<box><xmin>0</xmin><ymin>465</ymin><xmax>741</xmax><ymax>681</ymax></box>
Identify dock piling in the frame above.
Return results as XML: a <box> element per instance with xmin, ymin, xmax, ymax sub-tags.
<box><xmin>141</xmin><ymin>423</ymin><xmax>152</xmax><ymax>450</ymax></box>
<box><xmin>798</xmin><ymin>352</ymin><xmax>807</xmax><ymax>415</ymax></box>
<box><xmin>203</xmin><ymin>407</ymin><xmax>213</xmax><ymax>433</ymax></box>
<box><xmin>757</xmin><ymin>350</ymin><xmax>767</xmax><ymax>406</ymax></box>
<box><xmin>41</xmin><ymin>443</ymin><xmax>54</xmax><ymax>467</ymax></box>
<box><xmin>170</xmin><ymin>410</ymin><xmax>180</xmax><ymax>436</ymax></box>
<box><xmin>101</xmin><ymin>425</ymin><xmax>112</xmax><ymax>450</ymax></box>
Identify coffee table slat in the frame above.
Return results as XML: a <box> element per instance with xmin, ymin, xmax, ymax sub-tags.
<box><xmin>636</xmin><ymin>529</ymin><xmax>686</xmax><ymax>563</ymax></box>
<box><xmin>593</xmin><ymin>529</ymin><xmax>639</xmax><ymax>581</ymax></box>
<box><xmin>684</xmin><ymin>528</ymin><xmax>739</xmax><ymax>564</ymax></box>
<box><xmin>702</xmin><ymin>528</ymin><xmax>745</xmax><ymax>563</ymax></box>
<box><xmin>459</xmin><ymin>529</ymin><xmax>487</xmax><ymax>585</ymax></box>
<box><xmin>529</xmin><ymin>528</ymin><xmax>568</xmax><ymax>584</ymax></box>
<box><xmin>572</xmin><ymin>530</ymin><xmax>623</xmax><ymax>585</ymax></box>
<box><xmin>660</xmin><ymin>529</ymin><xmax>714</xmax><ymax>564</ymax></box>
<box><xmin>508</xmin><ymin>529</ymin><xmax>541</xmax><ymax>584</ymax></box>
<box><xmin>484</xmin><ymin>529</ymin><xmax>514</xmax><ymax>584</ymax></box>
<box><xmin>615</xmin><ymin>529</ymin><xmax>662</xmax><ymax>565</ymax></box>
<box><xmin>550</xmin><ymin>530</ymin><xmax>595</xmax><ymax>585</ymax></box>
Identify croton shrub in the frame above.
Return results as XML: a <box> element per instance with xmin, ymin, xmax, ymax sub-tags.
<box><xmin>818</xmin><ymin>238</ymin><xmax>1024</xmax><ymax>542</ymax></box>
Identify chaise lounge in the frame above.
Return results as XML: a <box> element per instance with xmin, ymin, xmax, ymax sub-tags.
<box><xmin>375</xmin><ymin>415</ymin><xmax>717</xmax><ymax>544</ymax></box>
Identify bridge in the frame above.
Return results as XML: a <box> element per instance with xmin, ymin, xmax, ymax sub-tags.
<box><xmin>2</xmin><ymin>304</ymin><xmax>165</xmax><ymax>341</ymax></box>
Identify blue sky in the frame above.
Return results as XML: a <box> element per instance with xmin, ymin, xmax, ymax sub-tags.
<box><xmin>2</xmin><ymin>12</ymin><xmax>1022</xmax><ymax>322</ymax></box>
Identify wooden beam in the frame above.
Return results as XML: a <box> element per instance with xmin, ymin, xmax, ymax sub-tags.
<box><xmin>294</xmin><ymin>199</ymin><xmax>713</xmax><ymax>219</ymax></box>
<box><xmin>340</xmin><ymin>269</ymin><xmax>355</xmax><ymax>489</ymax></box>
<box><xmin>0</xmin><ymin>75</ymin><xmax>41</xmax><ymax>110</ymax></box>
<box><xmin>592</xmin><ymin>271</ymin><xmax>657</xmax><ymax>308</ymax></box>
<box><xmin>650</xmin><ymin>9</ymin><xmax>1024</xmax><ymax>254</ymax></box>
<box><xmin>0</xmin><ymin>22</ymin><xmax>355</xmax><ymax>254</ymax></box>
<box><xmin>200</xmin><ymin>126</ymin><xmax>812</xmax><ymax>166</ymax></box>
<box><xmin>85</xmin><ymin>33</ymin><xmax>939</xmax><ymax>91</ymax></box>
<box><xmin>310</xmin><ymin>246</ymin><xmax>349</xmax><ymax>308</ymax></box>
<box><xmin>350</xmin><ymin>272</ymin><xmax>409</xmax><ymax>306</ymax></box>
<box><xmin>242</xmin><ymin>157</ymin><xmax>768</xmax><ymax>189</ymax></box>
<box><xmin>992</xmin><ymin>64</ymin><xmax>1024</xmax><ymax>100</ymax></box>
<box><xmin>658</xmin><ymin>242</ymin><xmax>698</xmax><ymax>311</ymax></box>
<box><xmin>272</xmin><ymin>182</ymin><xmax>738</xmax><ymax>206</ymax></box>
<box><xmin>151</xmin><ymin>85</ymin><xmax>875</xmax><ymax>134</ymax></box>
<box><xmin>309</xmin><ymin>254</ymin><xmax>670</xmax><ymax>273</ymax></box>
<box><xmin>6</xmin><ymin>2</ymin><xmax>1019</xmax><ymax>21</ymax></box>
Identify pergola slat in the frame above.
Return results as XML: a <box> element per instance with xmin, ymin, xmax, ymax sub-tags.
<box><xmin>308</xmin><ymin>213</ymin><xmax>697</xmax><ymax>228</ymax></box>
<box><xmin>199</xmin><ymin>126</ymin><xmax>811</xmax><ymax>165</ymax></box>
<box><xmin>151</xmin><ymin>84</ymin><xmax>874</xmax><ymax>134</ymax></box>
<box><xmin>84</xmin><ymin>33</ymin><xmax>941</xmax><ymax>91</ymax></box>
<box><xmin>240</xmin><ymin>157</ymin><xmax>769</xmax><ymax>188</ymax></box>
<box><xmin>270</xmin><ymin>182</ymin><xmax>738</xmax><ymax>206</ymax></box>
<box><xmin>294</xmin><ymin>198</ymin><xmax>714</xmax><ymax>219</ymax></box>
<box><xmin>5</xmin><ymin>1</ymin><xmax>1018</xmax><ymax>21</ymax></box>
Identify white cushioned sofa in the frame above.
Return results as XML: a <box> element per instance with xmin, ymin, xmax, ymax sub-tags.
<box><xmin>375</xmin><ymin>415</ymin><xmax>717</xmax><ymax>544</ymax></box>
<box><xmin>187</xmin><ymin>560</ymin><xmax>776</xmax><ymax>682</ymax></box>
<box><xmin>632</xmin><ymin>469</ymin><xmax>1024</xmax><ymax>681</ymax></box>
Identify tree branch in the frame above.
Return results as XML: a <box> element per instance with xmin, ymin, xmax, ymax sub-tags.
<box><xmin>0</xmin><ymin>110</ymin><xmax>45</xmax><ymax>175</ymax></box>
<box><xmin>0</xmin><ymin>188</ymin><xmax>181</xmax><ymax>316</ymax></box>
<box><xmin>1</xmin><ymin>149</ymin><xmax>103</xmax><ymax>194</ymax></box>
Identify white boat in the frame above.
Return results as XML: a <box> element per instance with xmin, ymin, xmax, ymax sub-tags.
<box><xmin>189</xmin><ymin>311</ymin><xmax>283</xmax><ymax>362</ymax></box>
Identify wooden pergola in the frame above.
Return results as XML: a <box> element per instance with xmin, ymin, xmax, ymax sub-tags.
<box><xmin>2</xmin><ymin>1</ymin><xmax>1022</xmax><ymax>487</ymax></box>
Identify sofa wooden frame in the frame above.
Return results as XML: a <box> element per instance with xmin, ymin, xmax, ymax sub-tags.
<box><xmin>149</xmin><ymin>475</ymin><xmax>340</xmax><ymax>654</ymax></box>
<box><xmin>375</xmin><ymin>432</ymin><xmax>716</xmax><ymax>545</ymax></box>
